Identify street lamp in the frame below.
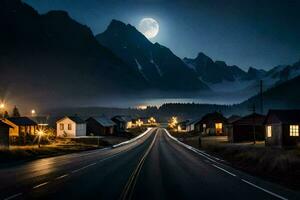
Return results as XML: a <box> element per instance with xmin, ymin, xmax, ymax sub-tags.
<box><xmin>36</xmin><ymin>129</ymin><xmax>45</xmax><ymax>148</ymax></box>
<box><xmin>31</xmin><ymin>109</ymin><xmax>36</xmax><ymax>117</ymax></box>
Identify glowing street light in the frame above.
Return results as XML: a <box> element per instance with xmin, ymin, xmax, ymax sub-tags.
<box><xmin>168</xmin><ymin>116</ymin><xmax>178</xmax><ymax>129</ymax></box>
<box><xmin>36</xmin><ymin>128</ymin><xmax>45</xmax><ymax>148</ymax></box>
<box><xmin>31</xmin><ymin>109</ymin><xmax>36</xmax><ymax>116</ymax></box>
<box><xmin>0</xmin><ymin>103</ymin><xmax>5</xmax><ymax>119</ymax></box>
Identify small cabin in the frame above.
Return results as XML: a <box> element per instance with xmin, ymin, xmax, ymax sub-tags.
<box><xmin>186</xmin><ymin>119</ymin><xmax>201</xmax><ymax>133</ymax></box>
<box><xmin>2</xmin><ymin>117</ymin><xmax>38</xmax><ymax>144</ymax></box>
<box><xmin>86</xmin><ymin>117</ymin><xmax>115</xmax><ymax>136</ymax></box>
<box><xmin>265</xmin><ymin>110</ymin><xmax>300</xmax><ymax>147</ymax></box>
<box><xmin>0</xmin><ymin>121</ymin><xmax>12</xmax><ymax>148</ymax></box>
<box><xmin>227</xmin><ymin>113</ymin><xmax>265</xmax><ymax>143</ymax></box>
<box><xmin>177</xmin><ymin>120</ymin><xmax>190</xmax><ymax>132</ymax></box>
<box><xmin>56</xmin><ymin>116</ymin><xmax>86</xmax><ymax>138</ymax></box>
<box><xmin>111</xmin><ymin>116</ymin><xmax>132</xmax><ymax>132</ymax></box>
<box><xmin>196</xmin><ymin>112</ymin><xmax>227</xmax><ymax>136</ymax></box>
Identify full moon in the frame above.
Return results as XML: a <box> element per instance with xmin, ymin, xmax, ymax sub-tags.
<box><xmin>138</xmin><ymin>18</ymin><xmax>159</xmax><ymax>39</ymax></box>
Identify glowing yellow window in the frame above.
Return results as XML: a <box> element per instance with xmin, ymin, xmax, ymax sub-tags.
<box><xmin>290</xmin><ymin>125</ymin><xmax>299</xmax><ymax>136</ymax></box>
<box><xmin>267</xmin><ymin>126</ymin><xmax>272</xmax><ymax>137</ymax></box>
<box><xmin>215</xmin><ymin>123</ymin><xmax>223</xmax><ymax>134</ymax></box>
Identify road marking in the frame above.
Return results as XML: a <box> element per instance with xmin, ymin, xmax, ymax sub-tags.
<box><xmin>55</xmin><ymin>174</ymin><xmax>69</xmax><ymax>180</ymax></box>
<box><xmin>119</xmin><ymin>131</ymin><xmax>158</xmax><ymax>200</ymax></box>
<box><xmin>33</xmin><ymin>182</ymin><xmax>49</xmax><ymax>189</ymax></box>
<box><xmin>212</xmin><ymin>164</ymin><xmax>237</xmax><ymax>177</ymax></box>
<box><xmin>165</xmin><ymin>129</ymin><xmax>289</xmax><ymax>200</ymax></box>
<box><xmin>72</xmin><ymin>163</ymin><xmax>97</xmax><ymax>173</ymax></box>
<box><xmin>199</xmin><ymin>150</ymin><xmax>225</xmax><ymax>162</ymax></box>
<box><xmin>164</xmin><ymin>129</ymin><xmax>218</xmax><ymax>163</ymax></box>
<box><xmin>4</xmin><ymin>193</ymin><xmax>22</xmax><ymax>200</ymax></box>
<box><xmin>113</xmin><ymin>128</ymin><xmax>153</xmax><ymax>148</ymax></box>
<box><xmin>2</xmin><ymin>129</ymin><xmax>154</xmax><ymax>200</ymax></box>
<box><xmin>241</xmin><ymin>179</ymin><xmax>288</xmax><ymax>200</ymax></box>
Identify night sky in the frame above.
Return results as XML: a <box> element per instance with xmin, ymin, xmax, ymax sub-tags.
<box><xmin>24</xmin><ymin>0</ymin><xmax>300</xmax><ymax>70</ymax></box>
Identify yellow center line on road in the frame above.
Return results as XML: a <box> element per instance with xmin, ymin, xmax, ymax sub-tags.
<box><xmin>119</xmin><ymin>129</ymin><xmax>159</xmax><ymax>200</ymax></box>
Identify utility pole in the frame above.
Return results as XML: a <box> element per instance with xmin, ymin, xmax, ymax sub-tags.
<box><xmin>252</xmin><ymin>104</ymin><xmax>256</xmax><ymax>144</ymax></box>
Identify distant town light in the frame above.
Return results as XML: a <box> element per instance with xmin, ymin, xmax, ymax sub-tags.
<box><xmin>31</xmin><ymin>109</ymin><xmax>36</xmax><ymax>115</ymax></box>
<box><xmin>148</xmin><ymin>117</ymin><xmax>156</xmax><ymax>124</ymax></box>
<box><xmin>137</xmin><ymin>105</ymin><xmax>147</xmax><ymax>110</ymax></box>
<box><xmin>136</xmin><ymin>119</ymin><xmax>143</xmax><ymax>127</ymax></box>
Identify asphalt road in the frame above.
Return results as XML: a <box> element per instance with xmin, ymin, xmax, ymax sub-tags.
<box><xmin>0</xmin><ymin>128</ymin><xmax>298</xmax><ymax>200</ymax></box>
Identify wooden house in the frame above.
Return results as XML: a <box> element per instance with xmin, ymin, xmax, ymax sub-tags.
<box><xmin>227</xmin><ymin>113</ymin><xmax>265</xmax><ymax>143</ymax></box>
<box><xmin>111</xmin><ymin>116</ymin><xmax>132</xmax><ymax>132</ymax></box>
<box><xmin>196</xmin><ymin>112</ymin><xmax>227</xmax><ymax>135</ymax></box>
<box><xmin>56</xmin><ymin>116</ymin><xmax>86</xmax><ymax>138</ymax></box>
<box><xmin>186</xmin><ymin>119</ymin><xmax>201</xmax><ymax>132</ymax></box>
<box><xmin>0</xmin><ymin>121</ymin><xmax>12</xmax><ymax>148</ymax></box>
<box><xmin>2</xmin><ymin>117</ymin><xmax>38</xmax><ymax>144</ymax></box>
<box><xmin>86</xmin><ymin>117</ymin><xmax>115</xmax><ymax>136</ymax></box>
<box><xmin>265</xmin><ymin>110</ymin><xmax>300</xmax><ymax>147</ymax></box>
<box><xmin>177</xmin><ymin>120</ymin><xmax>190</xmax><ymax>132</ymax></box>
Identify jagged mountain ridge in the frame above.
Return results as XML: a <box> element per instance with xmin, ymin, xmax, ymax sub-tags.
<box><xmin>183</xmin><ymin>52</ymin><xmax>266</xmax><ymax>84</ymax></box>
<box><xmin>96</xmin><ymin>20</ymin><xmax>209</xmax><ymax>91</ymax></box>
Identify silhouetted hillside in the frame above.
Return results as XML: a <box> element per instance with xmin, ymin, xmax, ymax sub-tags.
<box><xmin>0</xmin><ymin>0</ymin><xmax>148</xmax><ymax>107</ymax></box>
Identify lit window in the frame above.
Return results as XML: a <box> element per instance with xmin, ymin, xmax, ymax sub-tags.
<box><xmin>203</xmin><ymin>124</ymin><xmax>206</xmax><ymax>128</ymax></box>
<box><xmin>215</xmin><ymin>123</ymin><xmax>222</xmax><ymax>129</ymax></box>
<box><xmin>60</xmin><ymin>124</ymin><xmax>64</xmax><ymax>130</ymax></box>
<box><xmin>68</xmin><ymin>124</ymin><xmax>72</xmax><ymax>130</ymax></box>
<box><xmin>267</xmin><ymin>126</ymin><xmax>272</xmax><ymax>137</ymax></box>
<box><xmin>215</xmin><ymin>123</ymin><xmax>223</xmax><ymax>134</ymax></box>
<box><xmin>290</xmin><ymin>125</ymin><xmax>299</xmax><ymax>136</ymax></box>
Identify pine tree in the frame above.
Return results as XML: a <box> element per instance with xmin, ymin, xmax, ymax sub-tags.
<box><xmin>12</xmin><ymin>106</ymin><xmax>21</xmax><ymax>117</ymax></box>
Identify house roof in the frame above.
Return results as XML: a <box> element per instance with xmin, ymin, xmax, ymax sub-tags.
<box><xmin>88</xmin><ymin>117</ymin><xmax>115</xmax><ymax>127</ymax></box>
<box><xmin>178</xmin><ymin>120</ymin><xmax>190</xmax><ymax>126</ymax></box>
<box><xmin>30</xmin><ymin>116</ymin><xmax>49</xmax><ymax>125</ymax></box>
<box><xmin>200</xmin><ymin>112</ymin><xmax>227</xmax><ymax>124</ymax></box>
<box><xmin>0</xmin><ymin>121</ymin><xmax>13</xmax><ymax>128</ymax></box>
<box><xmin>112</xmin><ymin>115</ymin><xmax>132</xmax><ymax>123</ymax></box>
<box><xmin>57</xmin><ymin>116</ymin><xmax>85</xmax><ymax>124</ymax></box>
<box><xmin>6</xmin><ymin>117</ymin><xmax>37</xmax><ymax>126</ymax></box>
<box><xmin>186</xmin><ymin>118</ymin><xmax>201</xmax><ymax>126</ymax></box>
<box><xmin>233</xmin><ymin>113</ymin><xmax>265</xmax><ymax>126</ymax></box>
<box><xmin>227</xmin><ymin>115</ymin><xmax>241</xmax><ymax>124</ymax></box>
<box><xmin>265</xmin><ymin>110</ymin><xmax>300</xmax><ymax>124</ymax></box>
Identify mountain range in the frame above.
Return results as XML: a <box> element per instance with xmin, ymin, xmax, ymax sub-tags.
<box><xmin>96</xmin><ymin>20</ymin><xmax>208</xmax><ymax>91</ymax></box>
<box><xmin>1</xmin><ymin>0</ymin><xmax>300</xmax><ymax>109</ymax></box>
